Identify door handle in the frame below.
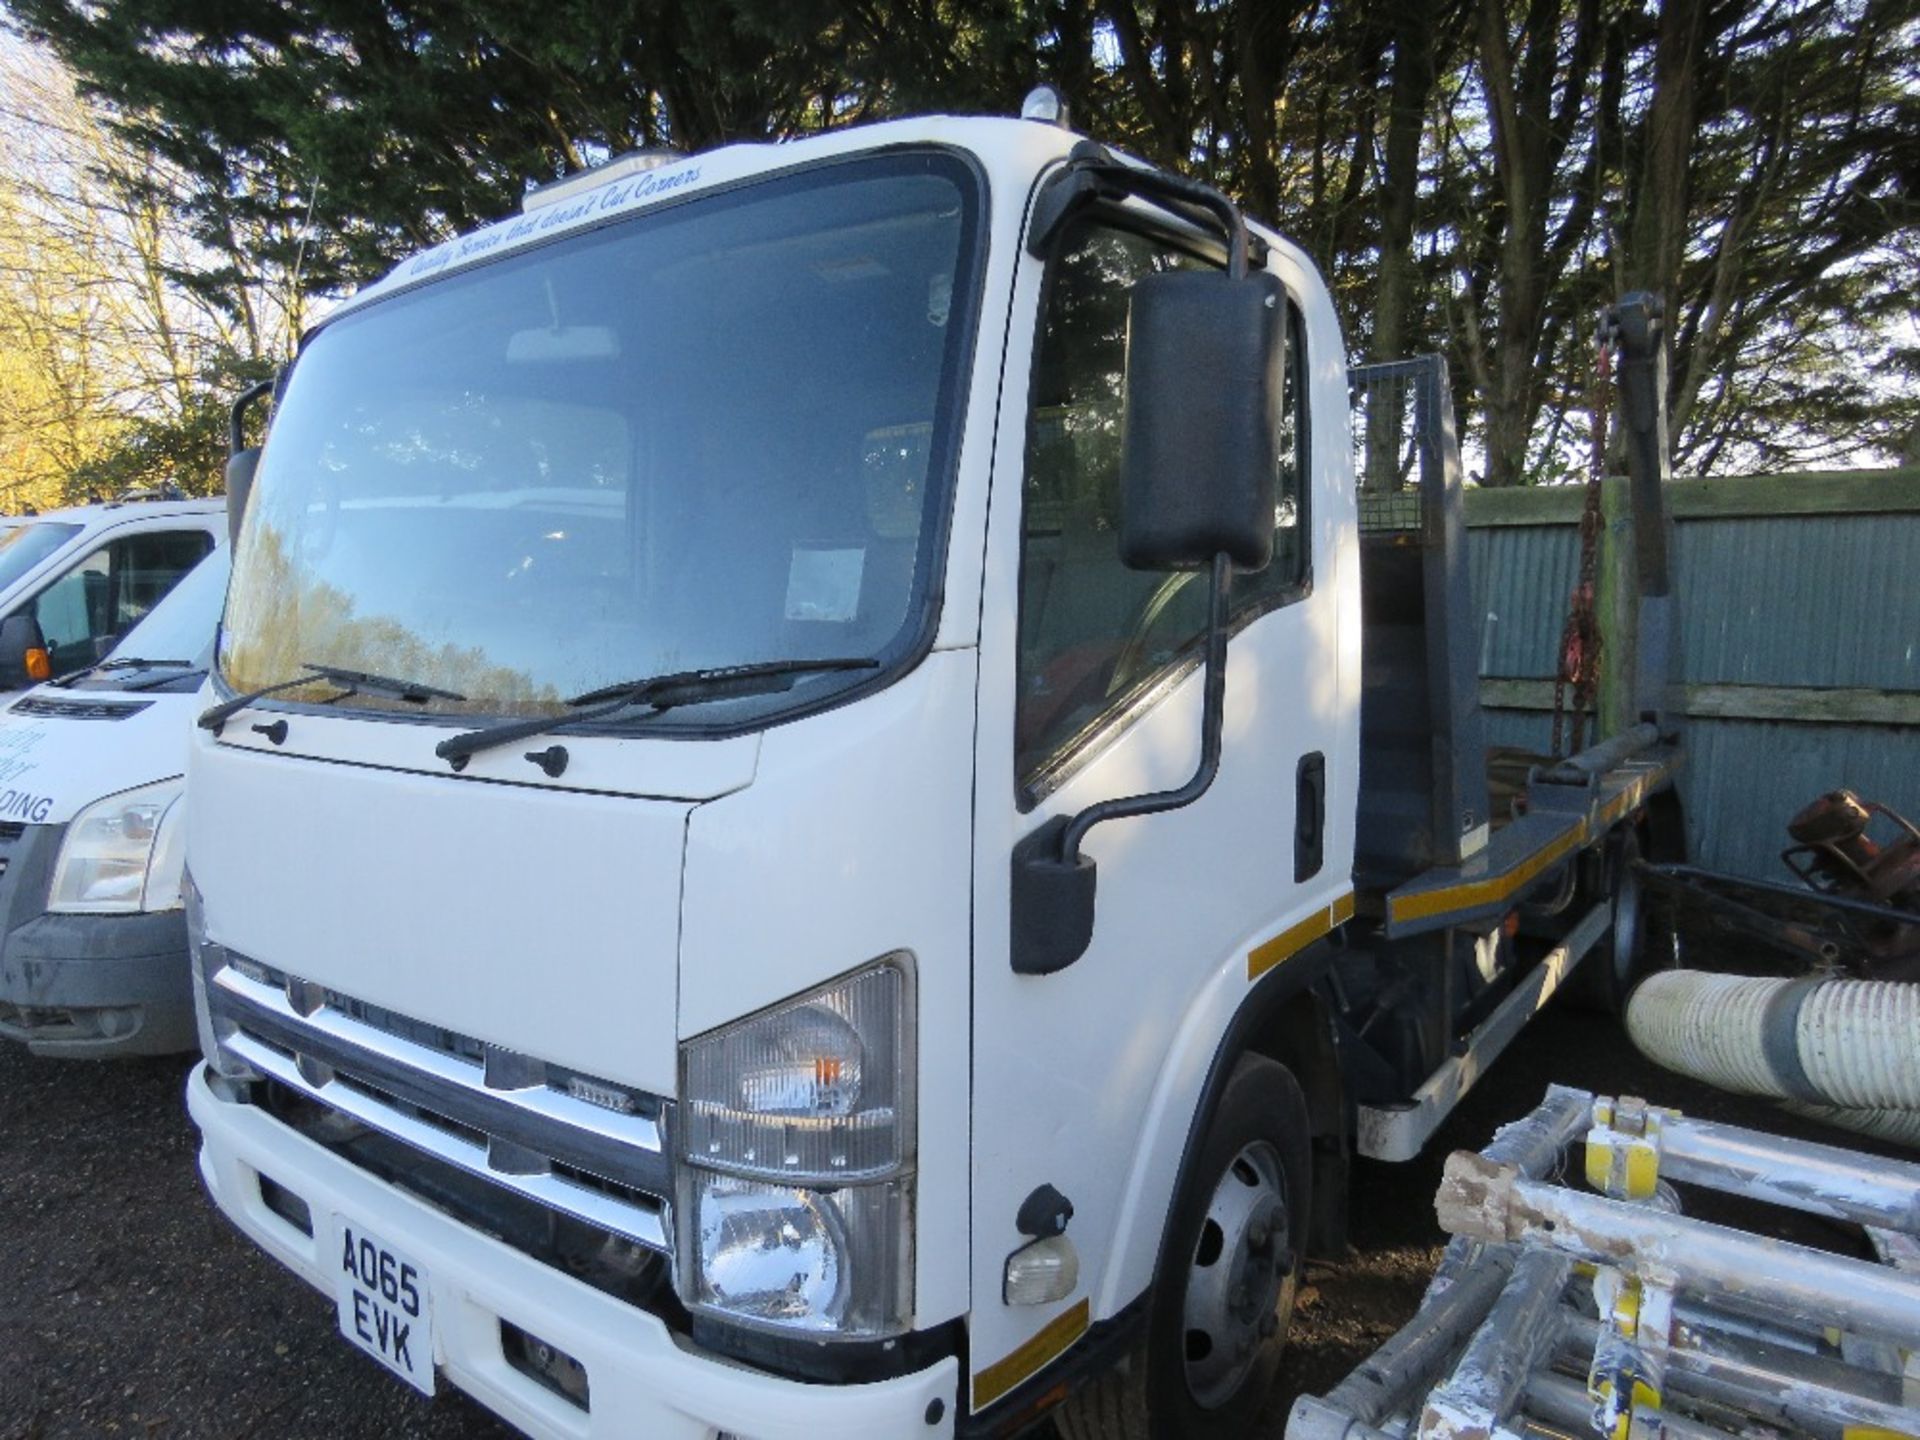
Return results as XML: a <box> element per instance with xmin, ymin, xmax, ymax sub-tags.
<box><xmin>1296</xmin><ymin>752</ymin><xmax>1326</xmax><ymax>882</ymax></box>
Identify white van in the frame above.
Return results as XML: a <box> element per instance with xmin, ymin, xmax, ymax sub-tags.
<box><xmin>0</xmin><ymin>496</ymin><xmax>224</xmax><ymax>694</ymax></box>
<box><xmin>0</xmin><ymin>542</ymin><xmax>228</xmax><ymax>1057</ymax></box>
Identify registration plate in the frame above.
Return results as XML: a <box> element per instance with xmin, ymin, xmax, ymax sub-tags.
<box><xmin>330</xmin><ymin>1216</ymin><xmax>434</xmax><ymax>1395</ymax></box>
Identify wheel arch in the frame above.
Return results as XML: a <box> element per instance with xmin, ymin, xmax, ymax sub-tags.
<box><xmin>1236</xmin><ymin>965</ymin><xmax>1349</xmax><ymax>1253</ymax></box>
<box><xmin>1094</xmin><ymin>933</ymin><xmax>1350</xmax><ymax>1319</ymax></box>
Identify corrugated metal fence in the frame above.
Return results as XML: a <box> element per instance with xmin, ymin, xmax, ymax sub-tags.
<box><xmin>1465</xmin><ymin>470</ymin><xmax>1920</xmax><ymax>879</ymax></box>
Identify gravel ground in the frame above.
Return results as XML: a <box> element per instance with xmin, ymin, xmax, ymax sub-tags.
<box><xmin>0</xmin><ymin>1001</ymin><xmax>1893</xmax><ymax>1440</ymax></box>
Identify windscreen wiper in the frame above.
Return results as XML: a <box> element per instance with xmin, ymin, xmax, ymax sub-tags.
<box><xmin>433</xmin><ymin>657</ymin><xmax>881</xmax><ymax>770</ymax></box>
<box><xmin>198</xmin><ymin>663</ymin><xmax>468</xmax><ymax>731</ymax></box>
<box><xmin>99</xmin><ymin>656</ymin><xmax>195</xmax><ymax>671</ymax></box>
<box><xmin>122</xmin><ymin>666</ymin><xmax>209</xmax><ymax>693</ymax></box>
<box><xmin>51</xmin><ymin>656</ymin><xmax>191</xmax><ymax>688</ymax></box>
<box><xmin>301</xmin><ymin>663</ymin><xmax>469</xmax><ymax>705</ymax></box>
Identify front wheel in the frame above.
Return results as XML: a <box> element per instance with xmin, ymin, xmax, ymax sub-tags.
<box><xmin>1057</xmin><ymin>1054</ymin><xmax>1310</xmax><ymax>1440</ymax></box>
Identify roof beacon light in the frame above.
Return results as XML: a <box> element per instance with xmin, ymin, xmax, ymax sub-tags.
<box><xmin>1020</xmin><ymin>85</ymin><xmax>1070</xmax><ymax>128</ymax></box>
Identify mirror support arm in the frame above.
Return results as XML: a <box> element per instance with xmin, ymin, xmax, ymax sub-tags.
<box><xmin>1061</xmin><ymin>552</ymin><xmax>1230</xmax><ymax>862</ymax></box>
<box><xmin>1010</xmin><ymin>554</ymin><xmax>1234</xmax><ymax>978</ymax></box>
<box><xmin>229</xmin><ymin>378</ymin><xmax>275</xmax><ymax>455</ymax></box>
<box><xmin>1026</xmin><ymin>143</ymin><xmax>1255</xmax><ymax>281</ymax></box>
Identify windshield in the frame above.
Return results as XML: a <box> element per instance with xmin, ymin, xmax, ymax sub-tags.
<box><xmin>221</xmin><ymin>151</ymin><xmax>981</xmax><ymax>723</ymax></box>
<box><xmin>101</xmin><ymin>545</ymin><xmax>231</xmax><ymax>670</ymax></box>
<box><xmin>0</xmin><ymin>522</ymin><xmax>82</xmax><ymax>594</ymax></box>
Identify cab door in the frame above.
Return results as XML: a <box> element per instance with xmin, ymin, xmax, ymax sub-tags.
<box><xmin>965</xmin><ymin>211</ymin><xmax>1354</xmax><ymax>1416</ymax></box>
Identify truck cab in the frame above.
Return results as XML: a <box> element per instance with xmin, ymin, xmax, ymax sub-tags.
<box><xmin>185</xmin><ymin>109</ymin><xmax>1672</xmax><ymax>1440</ymax></box>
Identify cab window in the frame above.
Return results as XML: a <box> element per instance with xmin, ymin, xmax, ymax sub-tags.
<box><xmin>1015</xmin><ymin>221</ymin><xmax>1309</xmax><ymax>791</ymax></box>
<box><xmin>30</xmin><ymin>528</ymin><xmax>215</xmax><ymax>675</ymax></box>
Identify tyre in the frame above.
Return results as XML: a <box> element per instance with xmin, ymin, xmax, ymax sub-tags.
<box><xmin>1567</xmin><ymin>827</ymin><xmax>1674</xmax><ymax>1013</ymax></box>
<box><xmin>1057</xmin><ymin>1054</ymin><xmax>1310</xmax><ymax>1440</ymax></box>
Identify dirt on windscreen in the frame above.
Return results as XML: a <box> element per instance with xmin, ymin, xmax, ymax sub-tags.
<box><xmin>0</xmin><ymin>1000</ymin><xmax>1901</xmax><ymax>1440</ymax></box>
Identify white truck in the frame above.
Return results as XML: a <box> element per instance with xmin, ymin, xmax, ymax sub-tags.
<box><xmin>0</xmin><ymin>543</ymin><xmax>228</xmax><ymax>1056</ymax></box>
<box><xmin>184</xmin><ymin>103</ymin><xmax>1682</xmax><ymax>1440</ymax></box>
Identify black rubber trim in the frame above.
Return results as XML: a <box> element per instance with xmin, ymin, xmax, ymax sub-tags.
<box><xmin>689</xmin><ymin>1310</ymin><xmax>967</xmax><ymax>1387</ymax></box>
<box><xmin>8</xmin><ymin>695</ymin><xmax>153</xmax><ymax>719</ymax></box>
<box><xmin>1758</xmin><ymin>977</ymin><xmax>1824</xmax><ymax>1104</ymax></box>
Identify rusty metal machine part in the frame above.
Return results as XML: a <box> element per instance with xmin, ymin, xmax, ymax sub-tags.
<box><xmin>1785</xmin><ymin>789</ymin><xmax>1920</xmax><ymax>921</ymax></box>
<box><xmin>1636</xmin><ymin>788</ymin><xmax>1920</xmax><ymax>979</ymax></box>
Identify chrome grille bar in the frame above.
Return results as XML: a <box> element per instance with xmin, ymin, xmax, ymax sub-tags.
<box><xmin>225</xmin><ymin>1030</ymin><xmax>669</xmax><ymax>1252</ymax></box>
<box><xmin>207</xmin><ymin>964</ymin><xmax>673</xmax><ymax>1249</ymax></box>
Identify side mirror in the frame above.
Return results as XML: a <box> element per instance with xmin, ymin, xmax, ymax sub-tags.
<box><xmin>0</xmin><ymin>613</ymin><xmax>51</xmax><ymax>689</ymax></box>
<box><xmin>1119</xmin><ymin>269</ymin><xmax>1285</xmax><ymax>574</ymax></box>
<box><xmin>1012</xmin><ymin>268</ymin><xmax>1287</xmax><ymax>978</ymax></box>
<box><xmin>226</xmin><ymin>375</ymin><xmax>276</xmax><ymax>551</ymax></box>
<box><xmin>226</xmin><ymin>447</ymin><xmax>260</xmax><ymax>549</ymax></box>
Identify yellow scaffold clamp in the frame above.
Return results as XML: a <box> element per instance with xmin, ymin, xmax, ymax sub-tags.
<box><xmin>1588</xmin><ymin>1269</ymin><xmax>1676</xmax><ymax>1440</ymax></box>
<box><xmin>1586</xmin><ymin>1095</ymin><xmax>1679</xmax><ymax>1202</ymax></box>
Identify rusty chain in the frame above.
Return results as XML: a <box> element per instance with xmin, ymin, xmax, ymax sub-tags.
<box><xmin>1552</xmin><ymin>337</ymin><xmax>1610</xmax><ymax>758</ymax></box>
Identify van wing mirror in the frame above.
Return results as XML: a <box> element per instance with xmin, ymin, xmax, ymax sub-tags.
<box><xmin>225</xmin><ymin>447</ymin><xmax>261</xmax><ymax>549</ymax></box>
<box><xmin>0</xmin><ymin>612</ymin><xmax>49</xmax><ymax>689</ymax></box>
<box><xmin>1119</xmin><ymin>269</ymin><xmax>1285</xmax><ymax>574</ymax></box>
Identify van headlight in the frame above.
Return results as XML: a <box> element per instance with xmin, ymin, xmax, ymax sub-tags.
<box><xmin>47</xmin><ymin>778</ymin><xmax>186</xmax><ymax>914</ymax></box>
<box><xmin>676</xmin><ymin>957</ymin><xmax>914</xmax><ymax>1338</ymax></box>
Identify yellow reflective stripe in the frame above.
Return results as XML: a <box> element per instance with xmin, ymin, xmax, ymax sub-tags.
<box><xmin>1388</xmin><ymin>821</ymin><xmax>1589</xmax><ymax>927</ymax></box>
<box><xmin>972</xmin><ymin>1297</ymin><xmax>1090</xmax><ymax>1410</ymax></box>
<box><xmin>1247</xmin><ymin>892</ymin><xmax>1355</xmax><ymax>983</ymax></box>
<box><xmin>1598</xmin><ymin>786</ymin><xmax>1638</xmax><ymax>829</ymax></box>
<box><xmin>1597</xmin><ymin>766</ymin><xmax>1663</xmax><ymax>829</ymax></box>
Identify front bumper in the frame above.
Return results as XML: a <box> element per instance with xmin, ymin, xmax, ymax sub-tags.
<box><xmin>187</xmin><ymin>1063</ymin><xmax>958</xmax><ymax>1440</ymax></box>
<box><xmin>0</xmin><ymin>820</ymin><xmax>193</xmax><ymax>1057</ymax></box>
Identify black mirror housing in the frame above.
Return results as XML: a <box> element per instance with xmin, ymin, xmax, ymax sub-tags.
<box><xmin>225</xmin><ymin>447</ymin><xmax>260</xmax><ymax>549</ymax></box>
<box><xmin>1120</xmin><ymin>269</ymin><xmax>1285</xmax><ymax>573</ymax></box>
<box><xmin>0</xmin><ymin>613</ymin><xmax>47</xmax><ymax>690</ymax></box>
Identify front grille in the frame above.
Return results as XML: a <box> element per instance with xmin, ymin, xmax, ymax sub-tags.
<box><xmin>206</xmin><ymin>959</ymin><xmax>674</xmax><ymax>1254</ymax></box>
<box><xmin>9</xmin><ymin>695</ymin><xmax>152</xmax><ymax>720</ymax></box>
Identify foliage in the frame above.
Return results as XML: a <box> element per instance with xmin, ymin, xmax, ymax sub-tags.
<box><xmin>4</xmin><ymin>0</ymin><xmax>1918</xmax><ymax>483</ymax></box>
<box><xmin>64</xmin><ymin>351</ymin><xmax>274</xmax><ymax>503</ymax></box>
<box><xmin>0</xmin><ymin>40</ymin><xmax>301</xmax><ymax>509</ymax></box>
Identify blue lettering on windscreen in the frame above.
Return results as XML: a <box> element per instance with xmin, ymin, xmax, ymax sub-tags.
<box><xmin>402</xmin><ymin>164</ymin><xmax>705</xmax><ymax>280</ymax></box>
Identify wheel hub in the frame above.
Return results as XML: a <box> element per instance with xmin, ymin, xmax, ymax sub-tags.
<box><xmin>1182</xmin><ymin>1139</ymin><xmax>1293</xmax><ymax>1409</ymax></box>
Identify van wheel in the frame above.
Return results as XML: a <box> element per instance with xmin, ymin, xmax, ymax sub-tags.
<box><xmin>1057</xmin><ymin>1054</ymin><xmax>1309</xmax><ymax>1440</ymax></box>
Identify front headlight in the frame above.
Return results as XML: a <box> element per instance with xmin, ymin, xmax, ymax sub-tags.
<box><xmin>677</xmin><ymin>957</ymin><xmax>914</xmax><ymax>1339</ymax></box>
<box><xmin>48</xmin><ymin>778</ymin><xmax>186</xmax><ymax>914</ymax></box>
